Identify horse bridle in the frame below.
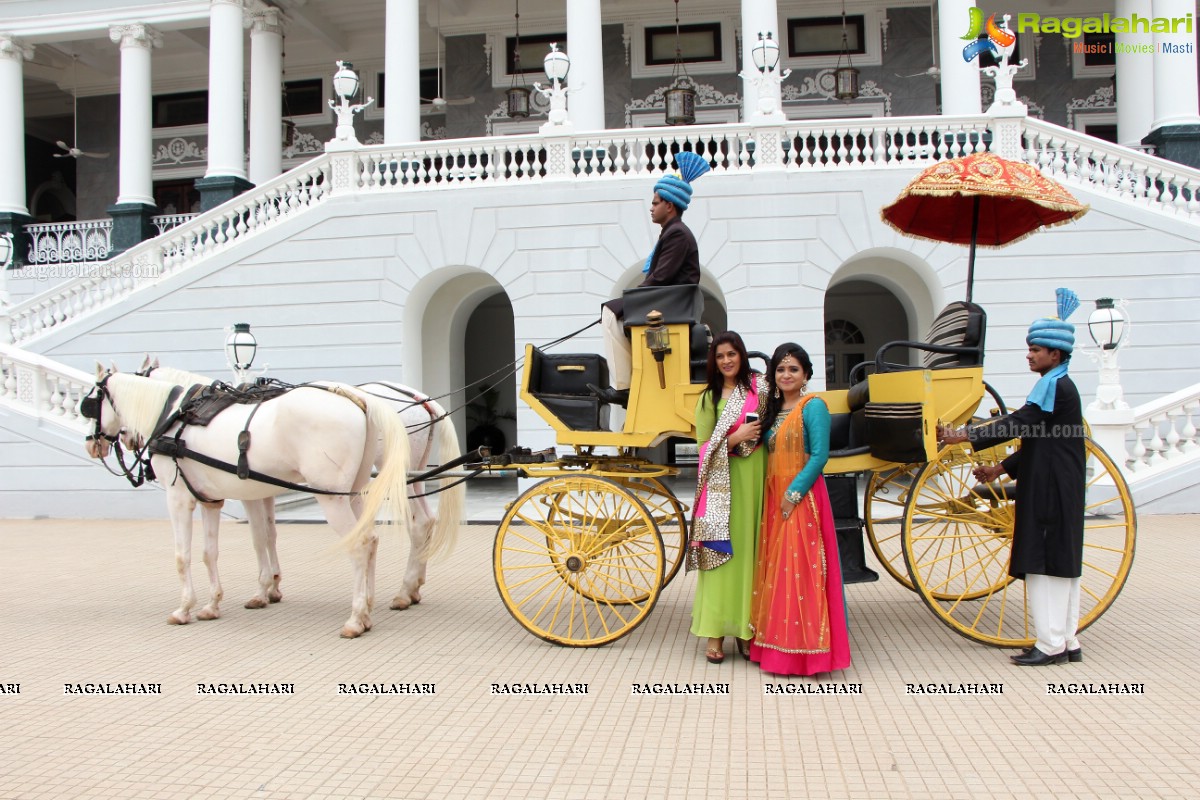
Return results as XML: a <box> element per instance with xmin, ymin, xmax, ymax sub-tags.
<box><xmin>80</xmin><ymin>372</ymin><xmax>153</xmax><ymax>487</ymax></box>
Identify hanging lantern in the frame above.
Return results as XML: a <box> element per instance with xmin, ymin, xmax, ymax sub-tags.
<box><xmin>665</xmin><ymin>0</ymin><xmax>696</xmax><ymax>125</ymax></box>
<box><xmin>664</xmin><ymin>77</ymin><xmax>696</xmax><ymax>126</ymax></box>
<box><xmin>834</xmin><ymin>1</ymin><xmax>860</xmax><ymax>101</ymax></box>
<box><xmin>281</xmin><ymin>118</ymin><xmax>296</xmax><ymax>147</ymax></box>
<box><xmin>506</xmin><ymin>0</ymin><xmax>530</xmax><ymax>118</ymax></box>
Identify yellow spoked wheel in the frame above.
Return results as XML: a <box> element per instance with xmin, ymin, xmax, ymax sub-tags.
<box><xmin>493</xmin><ymin>476</ymin><xmax>665</xmax><ymax>646</ymax></box>
<box><xmin>618</xmin><ymin>477</ymin><xmax>688</xmax><ymax>588</ymax></box>
<box><xmin>863</xmin><ymin>463</ymin><xmax>922</xmax><ymax>590</ymax></box>
<box><xmin>902</xmin><ymin>439</ymin><xmax>1136</xmax><ymax>647</ymax></box>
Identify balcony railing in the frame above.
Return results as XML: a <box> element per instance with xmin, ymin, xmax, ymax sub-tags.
<box><xmin>4</xmin><ymin>114</ymin><xmax>1200</xmax><ymax>347</ymax></box>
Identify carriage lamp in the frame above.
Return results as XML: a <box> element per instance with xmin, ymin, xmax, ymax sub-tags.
<box><xmin>1088</xmin><ymin>297</ymin><xmax>1127</xmax><ymax>351</ymax></box>
<box><xmin>644</xmin><ymin>310</ymin><xmax>672</xmax><ymax>389</ymax></box>
<box><xmin>328</xmin><ymin>60</ymin><xmax>373</xmax><ymax>148</ymax></box>
<box><xmin>225</xmin><ymin>323</ymin><xmax>257</xmax><ymax>385</ymax></box>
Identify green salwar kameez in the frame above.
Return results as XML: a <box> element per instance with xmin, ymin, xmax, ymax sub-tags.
<box><xmin>689</xmin><ymin>394</ymin><xmax>767</xmax><ymax>639</ymax></box>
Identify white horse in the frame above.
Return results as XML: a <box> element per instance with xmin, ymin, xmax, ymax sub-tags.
<box><xmin>140</xmin><ymin>361</ymin><xmax>463</xmax><ymax>614</ymax></box>
<box><xmin>84</xmin><ymin>366</ymin><xmax>417</xmax><ymax>638</ymax></box>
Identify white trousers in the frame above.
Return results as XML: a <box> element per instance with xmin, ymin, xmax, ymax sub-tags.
<box><xmin>1026</xmin><ymin>573</ymin><xmax>1081</xmax><ymax>655</ymax></box>
<box><xmin>600</xmin><ymin>306</ymin><xmax>632</xmax><ymax>390</ymax></box>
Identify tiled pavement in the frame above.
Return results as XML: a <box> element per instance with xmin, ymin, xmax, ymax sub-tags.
<box><xmin>1</xmin><ymin>507</ymin><xmax>1197</xmax><ymax>799</ymax></box>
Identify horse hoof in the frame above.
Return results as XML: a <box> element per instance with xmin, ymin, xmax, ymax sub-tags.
<box><xmin>168</xmin><ymin>614</ymin><xmax>190</xmax><ymax>625</ymax></box>
<box><xmin>340</xmin><ymin>624</ymin><xmax>364</xmax><ymax>639</ymax></box>
<box><xmin>244</xmin><ymin>597</ymin><xmax>269</xmax><ymax>610</ymax></box>
<box><xmin>390</xmin><ymin>596</ymin><xmax>411</xmax><ymax>610</ymax></box>
<box><xmin>196</xmin><ymin>608</ymin><xmax>220</xmax><ymax>621</ymax></box>
<box><xmin>268</xmin><ymin>590</ymin><xmax>283</xmax><ymax>604</ymax></box>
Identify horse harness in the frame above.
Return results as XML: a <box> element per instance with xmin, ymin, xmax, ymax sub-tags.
<box><xmin>83</xmin><ymin>375</ymin><xmax>483</xmax><ymax>502</ymax></box>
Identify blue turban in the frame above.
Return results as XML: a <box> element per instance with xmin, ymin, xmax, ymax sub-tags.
<box><xmin>653</xmin><ymin>151</ymin><xmax>710</xmax><ymax>212</ymax></box>
<box><xmin>1025</xmin><ymin>288</ymin><xmax>1081</xmax><ymax>354</ymax></box>
<box><xmin>1025</xmin><ymin>288</ymin><xmax>1080</xmax><ymax>412</ymax></box>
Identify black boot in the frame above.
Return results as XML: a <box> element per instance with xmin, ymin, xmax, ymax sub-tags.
<box><xmin>586</xmin><ymin>383</ymin><xmax>630</xmax><ymax>408</ymax></box>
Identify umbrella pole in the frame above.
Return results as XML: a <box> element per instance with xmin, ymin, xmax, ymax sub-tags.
<box><xmin>966</xmin><ymin>195</ymin><xmax>980</xmax><ymax>303</ymax></box>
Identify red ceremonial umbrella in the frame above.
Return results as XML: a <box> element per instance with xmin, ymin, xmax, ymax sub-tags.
<box><xmin>880</xmin><ymin>152</ymin><xmax>1089</xmax><ymax>302</ymax></box>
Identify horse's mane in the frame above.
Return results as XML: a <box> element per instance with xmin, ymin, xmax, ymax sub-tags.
<box><xmin>153</xmin><ymin>366</ymin><xmax>215</xmax><ymax>386</ymax></box>
<box><xmin>107</xmin><ymin>374</ymin><xmax>180</xmax><ymax>438</ymax></box>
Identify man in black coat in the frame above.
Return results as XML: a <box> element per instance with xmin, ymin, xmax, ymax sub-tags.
<box><xmin>592</xmin><ymin>154</ymin><xmax>708</xmax><ymax>407</ymax></box>
<box><xmin>941</xmin><ymin>292</ymin><xmax>1086</xmax><ymax>666</ymax></box>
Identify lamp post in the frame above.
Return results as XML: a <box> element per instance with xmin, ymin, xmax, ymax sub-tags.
<box><xmin>326</xmin><ymin>61</ymin><xmax>374</xmax><ymax>150</ymax></box>
<box><xmin>1087</xmin><ymin>297</ymin><xmax>1130</xmax><ymax>412</ymax></box>
<box><xmin>739</xmin><ymin>31</ymin><xmax>791</xmax><ymax>121</ymax></box>
<box><xmin>535</xmin><ymin>43</ymin><xmax>575</xmax><ymax>135</ymax></box>
<box><xmin>225</xmin><ymin>323</ymin><xmax>257</xmax><ymax>386</ymax></box>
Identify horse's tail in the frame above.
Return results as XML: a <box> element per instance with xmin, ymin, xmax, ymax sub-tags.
<box><xmin>424</xmin><ymin>410</ymin><xmax>463</xmax><ymax>561</ymax></box>
<box><xmin>341</xmin><ymin>390</ymin><xmax>411</xmax><ymax>551</ymax></box>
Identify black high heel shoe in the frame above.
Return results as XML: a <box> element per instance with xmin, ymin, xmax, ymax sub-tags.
<box><xmin>736</xmin><ymin>638</ymin><xmax>751</xmax><ymax>661</ymax></box>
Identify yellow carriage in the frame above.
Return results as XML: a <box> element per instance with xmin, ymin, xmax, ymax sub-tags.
<box><xmin>490</xmin><ymin>286</ymin><xmax>1136</xmax><ymax>647</ymax></box>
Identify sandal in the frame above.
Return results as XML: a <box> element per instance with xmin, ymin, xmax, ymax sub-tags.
<box><xmin>736</xmin><ymin>638</ymin><xmax>751</xmax><ymax>661</ymax></box>
<box><xmin>705</xmin><ymin>637</ymin><xmax>725</xmax><ymax>664</ymax></box>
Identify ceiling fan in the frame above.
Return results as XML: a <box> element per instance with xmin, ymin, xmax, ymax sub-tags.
<box><xmin>420</xmin><ymin>4</ymin><xmax>474</xmax><ymax>109</ymax></box>
<box><xmin>55</xmin><ymin>55</ymin><xmax>109</xmax><ymax>160</ymax></box>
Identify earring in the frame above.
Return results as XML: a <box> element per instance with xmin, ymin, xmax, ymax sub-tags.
<box><xmin>800</xmin><ymin>381</ymin><xmax>808</xmax><ymax>394</ymax></box>
<box><xmin>774</xmin><ymin>386</ymin><xmax>780</xmax><ymax>399</ymax></box>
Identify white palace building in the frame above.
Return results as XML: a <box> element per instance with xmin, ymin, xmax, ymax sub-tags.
<box><xmin>1</xmin><ymin>0</ymin><xmax>1198</xmax><ymax>517</ymax></box>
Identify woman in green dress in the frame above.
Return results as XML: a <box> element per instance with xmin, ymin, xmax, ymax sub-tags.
<box><xmin>689</xmin><ymin>331</ymin><xmax>767</xmax><ymax>663</ymax></box>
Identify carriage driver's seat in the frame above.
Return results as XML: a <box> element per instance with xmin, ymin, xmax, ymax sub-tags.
<box><xmin>845</xmin><ymin>301</ymin><xmax>987</xmax><ymax>414</ymax></box>
<box><xmin>620</xmin><ymin>284</ymin><xmax>711</xmax><ymax>384</ymax></box>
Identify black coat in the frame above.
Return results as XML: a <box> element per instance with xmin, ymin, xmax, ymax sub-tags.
<box><xmin>604</xmin><ymin>216</ymin><xmax>700</xmax><ymax>318</ymax></box>
<box><xmin>968</xmin><ymin>376</ymin><xmax>1086</xmax><ymax>579</ymax></box>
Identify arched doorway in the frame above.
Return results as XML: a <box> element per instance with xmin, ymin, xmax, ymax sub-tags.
<box><xmin>406</xmin><ymin>270</ymin><xmax>515</xmax><ymax>454</ymax></box>
<box><xmin>823</xmin><ymin>279</ymin><xmax>909</xmax><ymax>389</ymax></box>
<box><xmin>464</xmin><ymin>292</ymin><xmax>517</xmax><ymax>454</ymax></box>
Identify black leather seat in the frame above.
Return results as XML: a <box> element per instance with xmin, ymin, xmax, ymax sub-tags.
<box><xmin>621</xmin><ymin>284</ymin><xmax>709</xmax><ymax>384</ymax></box>
<box><xmin>847</xmin><ymin>301</ymin><xmax>987</xmax><ymax>412</ymax></box>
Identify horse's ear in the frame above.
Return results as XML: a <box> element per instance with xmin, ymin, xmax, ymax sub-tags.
<box><xmin>152</xmin><ymin>357</ymin><xmax>160</xmax><ymax>369</ymax></box>
<box><xmin>140</xmin><ymin>354</ymin><xmax>151</xmax><ymax>371</ymax></box>
<box><xmin>94</xmin><ymin>362</ymin><xmax>105</xmax><ymax>381</ymax></box>
<box><xmin>110</xmin><ymin>360</ymin><xmax>120</xmax><ymax>374</ymax></box>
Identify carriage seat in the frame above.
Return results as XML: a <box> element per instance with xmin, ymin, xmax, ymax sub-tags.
<box><xmin>620</xmin><ymin>284</ymin><xmax>709</xmax><ymax>383</ymax></box>
<box><xmin>526</xmin><ymin>347</ymin><xmax>610</xmax><ymax>432</ymax></box>
<box><xmin>846</xmin><ymin>301</ymin><xmax>987</xmax><ymax>412</ymax></box>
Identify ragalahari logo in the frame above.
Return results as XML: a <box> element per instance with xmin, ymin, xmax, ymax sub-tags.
<box><xmin>961</xmin><ymin>9</ymin><xmax>1017</xmax><ymax>63</ymax></box>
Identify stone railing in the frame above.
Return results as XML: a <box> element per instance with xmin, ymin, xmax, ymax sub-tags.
<box><xmin>3</xmin><ymin>158</ymin><xmax>332</xmax><ymax>345</ymax></box>
<box><xmin>0</xmin><ymin>342</ymin><xmax>94</xmax><ymax>433</ymax></box>
<box><xmin>25</xmin><ymin>220</ymin><xmax>113</xmax><ymax>265</ymax></box>
<box><xmin>151</xmin><ymin>213</ymin><xmax>198</xmax><ymax>235</ymax></box>
<box><xmin>1089</xmin><ymin>383</ymin><xmax>1200</xmax><ymax>482</ymax></box>
<box><xmin>1021</xmin><ymin>118</ymin><xmax>1200</xmax><ymax>222</ymax></box>
<box><xmin>5</xmin><ymin>114</ymin><xmax>1200</xmax><ymax>346</ymax></box>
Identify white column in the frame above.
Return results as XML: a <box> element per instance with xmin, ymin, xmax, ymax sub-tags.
<box><xmin>206</xmin><ymin>0</ymin><xmax>246</xmax><ymax>179</ymax></box>
<box><xmin>1150</xmin><ymin>0</ymin><xmax>1200</xmax><ymax>129</ymax></box>
<box><xmin>249</xmin><ymin>9</ymin><xmax>283</xmax><ymax>185</ymax></box>
<box><xmin>0</xmin><ymin>37</ymin><xmax>32</xmax><ymax>215</ymax></box>
<box><xmin>740</xmin><ymin>0</ymin><xmax>780</xmax><ymax>122</ymax></box>
<box><xmin>385</xmin><ymin>0</ymin><xmax>420</xmax><ymax>143</ymax></box>
<box><xmin>109</xmin><ymin>24</ymin><xmax>160</xmax><ymax>206</ymax></box>
<box><xmin>1116</xmin><ymin>0</ymin><xmax>1156</xmax><ymax>145</ymax></box>
<box><xmin>937</xmin><ymin>0</ymin><xmax>982</xmax><ymax>115</ymax></box>
<box><xmin>566</xmin><ymin>0</ymin><xmax>606</xmax><ymax>131</ymax></box>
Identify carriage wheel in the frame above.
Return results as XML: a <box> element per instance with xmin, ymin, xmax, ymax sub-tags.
<box><xmin>864</xmin><ymin>463</ymin><xmax>922</xmax><ymax>591</ymax></box>
<box><xmin>493</xmin><ymin>476</ymin><xmax>665</xmax><ymax>646</ymax></box>
<box><xmin>902</xmin><ymin>439</ymin><xmax>1136</xmax><ymax>647</ymax></box>
<box><xmin>618</xmin><ymin>477</ymin><xmax>687</xmax><ymax>588</ymax></box>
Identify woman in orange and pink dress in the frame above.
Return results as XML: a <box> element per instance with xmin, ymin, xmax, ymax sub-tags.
<box><xmin>748</xmin><ymin>343</ymin><xmax>851</xmax><ymax>676</ymax></box>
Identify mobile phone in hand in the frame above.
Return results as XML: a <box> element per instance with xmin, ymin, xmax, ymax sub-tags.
<box><xmin>745</xmin><ymin>413</ymin><xmax>759</xmax><ymax>424</ymax></box>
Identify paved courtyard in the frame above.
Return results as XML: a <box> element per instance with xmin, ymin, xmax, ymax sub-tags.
<box><xmin>1</xmin><ymin>508</ymin><xmax>1197</xmax><ymax>799</ymax></box>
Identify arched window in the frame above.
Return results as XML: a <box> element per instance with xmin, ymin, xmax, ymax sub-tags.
<box><xmin>824</xmin><ymin>319</ymin><xmax>865</xmax><ymax>388</ymax></box>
